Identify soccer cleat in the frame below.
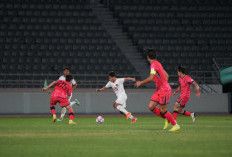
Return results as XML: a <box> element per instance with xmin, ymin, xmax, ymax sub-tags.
<box><xmin>163</xmin><ymin>120</ymin><xmax>170</xmax><ymax>130</ymax></box>
<box><xmin>169</xmin><ymin>125</ymin><xmax>180</xmax><ymax>132</ymax></box>
<box><xmin>52</xmin><ymin>115</ymin><xmax>57</xmax><ymax>123</ymax></box>
<box><xmin>57</xmin><ymin>118</ymin><xmax>63</xmax><ymax>122</ymax></box>
<box><xmin>131</xmin><ymin>118</ymin><xmax>137</xmax><ymax>124</ymax></box>
<box><xmin>191</xmin><ymin>113</ymin><xmax>196</xmax><ymax>123</ymax></box>
<box><xmin>126</xmin><ymin>112</ymin><xmax>131</xmax><ymax>120</ymax></box>
<box><xmin>74</xmin><ymin>99</ymin><xmax>81</xmax><ymax>106</ymax></box>
<box><xmin>69</xmin><ymin>121</ymin><xmax>76</xmax><ymax>125</ymax></box>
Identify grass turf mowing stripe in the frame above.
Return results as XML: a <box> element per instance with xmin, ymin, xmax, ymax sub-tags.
<box><xmin>0</xmin><ymin>116</ymin><xmax>231</xmax><ymax>157</ymax></box>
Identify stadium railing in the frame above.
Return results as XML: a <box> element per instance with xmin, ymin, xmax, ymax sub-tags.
<box><xmin>0</xmin><ymin>73</ymin><xmax>219</xmax><ymax>91</ymax></box>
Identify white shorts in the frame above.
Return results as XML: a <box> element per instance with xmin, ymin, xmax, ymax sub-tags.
<box><xmin>115</xmin><ymin>97</ymin><xmax>127</xmax><ymax>108</ymax></box>
<box><xmin>68</xmin><ymin>93</ymin><xmax>72</xmax><ymax>102</ymax></box>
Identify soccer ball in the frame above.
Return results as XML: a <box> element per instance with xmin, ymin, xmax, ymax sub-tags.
<box><xmin>96</xmin><ymin>116</ymin><xmax>104</xmax><ymax>124</ymax></box>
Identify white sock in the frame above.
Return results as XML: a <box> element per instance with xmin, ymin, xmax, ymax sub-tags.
<box><xmin>70</xmin><ymin>101</ymin><xmax>75</xmax><ymax>107</ymax></box>
<box><xmin>129</xmin><ymin>115</ymin><xmax>134</xmax><ymax>119</ymax></box>
<box><xmin>174</xmin><ymin>124</ymin><xmax>179</xmax><ymax>127</ymax></box>
<box><xmin>53</xmin><ymin>114</ymin><xmax>56</xmax><ymax>117</ymax></box>
<box><xmin>116</xmin><ymin>105</ymin><xmax>129</xmax><ymax>115</ymax></box>
<box><xmin>69</xmin><ymin>120</ymin><xmax>73</xmax><ymax>122</ymax></box>
<box><xmin>60</xmin><ymin>107</ymin><xmax>66</xmax><ymax>119</ymax></box>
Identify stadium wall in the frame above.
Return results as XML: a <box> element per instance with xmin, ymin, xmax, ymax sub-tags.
<box><xmin>0</xmin><ymin>89</ymin><xmax>229</xmax><ymax>114</ymax></box>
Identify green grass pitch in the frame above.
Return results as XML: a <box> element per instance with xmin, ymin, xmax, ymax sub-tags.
<box><xmin>0</xmin><ymin>116</ymin><xmax>232</xmax><ymax>157</ymax></box>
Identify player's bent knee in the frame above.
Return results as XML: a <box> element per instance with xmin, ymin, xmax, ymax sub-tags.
<box><xmin>148</xmin><ymin>105</ymin><xmax>154</xmax><ymax>111</ymax></box>
<box><xmin>160</xmin><ymin>105</ymin><xmax>167</xmax><ymax>113</ymax></box>
<box><xmin>148</xmin><ymin>102</ymin><xmax>156</xmax><ymax>111</ymax></box>
<box><xmin>113</xmin><ymin>103</ymin><xmax>120</xmax><ymax>108</ymax></box>
<box><xmin>66</xmin><ymin>105</ymin><xmax>73</xmax><ymax>111</ymax></box>
<box><xmin>178</xmin><ymin>108</ymin><xmax>184</xmax><ymax>114</ymax></box>
<box><xmin>173</xmin><ymin>102</ymin><xmax>179</xmax><ymax>109</ymax></box>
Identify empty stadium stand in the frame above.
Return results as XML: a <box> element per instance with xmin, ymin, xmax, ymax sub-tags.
<box><xmin>0</xmin><ymin>0</ymin><xmax>231</xmax><ymax>88</ymax></box>
<box><xmin>0</xmin><ymin>0</ymin><xmax>138</xmax><ymax>87</ymax></box>
<box><xmin>108</xmin><ymin>0</ymin><xmax>232</xmax><ymax>79</ymax></box>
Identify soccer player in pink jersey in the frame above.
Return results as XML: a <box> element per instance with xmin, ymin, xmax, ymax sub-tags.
<box><xmin>172</xmin><ymin>66</ymin><xmax>200</xmax><ymax>122</ymax></box>
<box><xmin>42</xmin><ymin>75</ymin><xmax>76</xmax><ymax>125</ymax></box>
<box><xmin>135</xmin><ymin>48</ymin><xmax>180</xmax><ymax>131</ymax></box>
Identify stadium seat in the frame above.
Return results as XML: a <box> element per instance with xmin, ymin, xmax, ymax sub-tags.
<box><xmin>108</xmin><ymin>0</ymin><xmax>232</xmax><ymax>76</ymax></box>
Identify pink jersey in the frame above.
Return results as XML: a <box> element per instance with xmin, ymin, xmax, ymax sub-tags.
<box><xmin>179</xmin><ymin>75</ymin><xmax>194</xmax><ymax>97</ymax></box>
<box><xmin>150</xmin><ymin>60</ymin><xmax>171</xmax><ymax>91</ymax></box>
<box><xmin>52</xmin><ymin>80</ymin><xmax>72</xmax><ymax>98</ymax></box>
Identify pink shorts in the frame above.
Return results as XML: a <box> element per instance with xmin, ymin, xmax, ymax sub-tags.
<box><xmin>151</xmin><ymin>89</ymin><xmax>171</xmax><ymax>105</ymax></box>
<box><xmin>177</xmin><ymin>95</ymin><xmax>190</xmax><ymax>107</ymax></box>
<box><xmin>51</xmin><ymin>95</ymin><xmax>70</xmax><ymax>107</ymax></box>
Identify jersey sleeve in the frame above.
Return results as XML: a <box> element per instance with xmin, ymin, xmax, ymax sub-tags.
<box><xmin>72</xmin><ymin>79</ymin><xmax>77</xmax><ymax>86</ymax></box>
<box><xmin>150</xmin><ymin>63</ymin><xmax>157</xmax><ymax>75</ymax></box>
<box><xmin>188</xmin><ymin>76</ymin><xmax>194</xmax><ymax>84</ymax></box>
<box><xmin>105</xmin><ymin>81</ymin><xmax>111</xmax><ymax>88</ymax></box>
<box><xmin>117</xmin><ymin>78</ymin><xmax>125</xmax><ymax>84</ymax></box>
<box><xmin>58</xmin><ymin>76</ymin><xmax>65</xmax><ymax>81</ymax></box>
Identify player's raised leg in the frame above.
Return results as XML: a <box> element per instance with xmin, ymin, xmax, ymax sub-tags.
<box><xmin>173</xmin><ymin>101</ymin><xmax>196</xmax><ymax>122</ymax></box>
<box><xmin>70</xmin><ymin>99</ymin><xmax>81</xmax><ymax>107</ymax></box>
<box><xmin>114</xmin><ymin>103</ymin><xmax>137</xmax><ymax>123</ymax></box>
<box><xmin>57</xmin><ymin>107</ymin><xmax>66</xmax><ymax>121</ymax></box>
<box><xmin>58</xmin><ymin>99</ymin><xmax>80</xmax><ymax>122</ymax></box>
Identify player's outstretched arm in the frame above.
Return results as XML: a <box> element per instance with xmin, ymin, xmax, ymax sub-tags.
<box><xmin>96</xmin><ymin>86</ymin><xmax>107</xmax><ymax>92</ymax></box>
<box><xmin>135</xmin><ymin>74</ymin><xmax>155</xmax><ymax>88</ymax></box>
<box><xmin>72</xmin><ymin>84</ymin><xmax>78</xmax><ymax>91</ymax></box>
<box><xmin>192</xmin><ymin>81</ymin><xmax>200</xmax><ymax>98</ymax></box>
<box><xmin>173</xmin><ymin>85</ymin><xmax>181</xmax><ymax>97</ymax></box>
<box><xmin>48</xmin><ymin>86</ymin><xmax>55</xmax><ymax>95</ymax></box>
<box><xmin>124</xmin><ymin>78</ymin><xmax>136</xmax><ymax>82</ymax></box>
<box><xmin>42</xmin><ymin>81</ymin><xmax>56</xmax><ymax>91</ymax></box>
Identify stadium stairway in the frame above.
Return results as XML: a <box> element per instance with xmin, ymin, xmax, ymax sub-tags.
<box><xmin>90</xmin><ymin>1</ymin><xmax>149</xmax><ymax>79</ymax></box>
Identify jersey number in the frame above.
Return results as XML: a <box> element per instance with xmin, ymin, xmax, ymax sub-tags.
<box><xmin>113</xmin><ymin>87</ymin><xmax>118</xmax><ymax>91</ymax></box>
<box><xmin>57</xmin><ymin>82</ymin><xmax>67</xmax><ymax>91</ymax></box>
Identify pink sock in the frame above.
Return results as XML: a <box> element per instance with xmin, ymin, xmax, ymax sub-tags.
<box><xmin>50</xmin><ymin>105</ymin><xmax>56</xmax><ymax>116</ymax></box>
<box><xmin>152</xmin><ymin>107</ymin><xmax>165</xmax><ymax>119</ymax></box>
<box><xmin>163</xmin><ymin>111</ymin><xmax>177</xmax><ymax>126</ymax></box>
<box><xmin>183</xmin><ymin>111</ymin><xmax>191</xmax><ymax>116</ymax></box>
<box><xmin>173</xmin><ymin>111</ymin><xmax>179</xmax><ymax>120</ymax></box>
<box><xmin>69</xmin><ymin>111</ymin><xmax>74</xmax><ymax>121</ymax></box>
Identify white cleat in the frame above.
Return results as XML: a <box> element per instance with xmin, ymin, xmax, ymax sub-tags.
<box><xmin>191</xmin><ymin>113</ymin><xmax>196</xmax><ymax>123</ymax></box>
<box><xmin>74</xmin><ymin>99</ymin><xmax>81</xmax><ymax>106</ymax></box>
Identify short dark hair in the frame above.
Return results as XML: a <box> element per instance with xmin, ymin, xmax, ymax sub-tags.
<box><xmin>64</xmin><ymin>67</ymin><xmax>69</xmax><ymax>71</ymax></box>
<box><xmin>66</xmin><ymin>74</ymin><xmax>73</xmax><ymax>82</ymax></box>
<box><xmin>108</xmin><ymin>71</ymin><xmax>116</xmax><ymax>77</ymax></box>
<box><xmin>177</xmin><ymin>65</ymin><xmax>186</xmax><ymax>74</ymax></box>
<box><xmin>146</xmin><ymin>48</ymin><xmax>156</xmax><ymax>59</ymax></box>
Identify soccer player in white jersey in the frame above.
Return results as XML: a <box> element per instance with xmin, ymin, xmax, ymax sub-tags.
<box><xmin>56</xmin><ymin>68</ymin><xmax>80</xmax><ymax>121</ymax></box>
<box><xmin>96</xmin><ymin>71</ymin><xmax>137</xmax><ymax>123</ymax></box>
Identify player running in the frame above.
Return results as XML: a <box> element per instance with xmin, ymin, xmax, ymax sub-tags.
<box><xmin>96</xmin><ymin>71</ymin><xmax>137</xmax><ymax>123</ymax></box>
<box><xmin>135</xmin><ymin>48</ymin><xmax>180</xmax><ymax>131</ymax></box>
<box><xmin>171</xmin><ymin>66</ymin><xmax>200</xmax><ymax>123</ymax></box>
<box><xmin>42</xmin><ymin>75</ymin><xmax>76</xmax><ymax>124</ymax></box>
<box><xmin>55</xmin><ymin>68</ymin><xmax>80</xmax><ymax>121</ymax></box>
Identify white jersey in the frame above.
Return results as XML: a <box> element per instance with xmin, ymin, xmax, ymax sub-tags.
<box><xmin>105</xmin><ymin>78</ymin><xmax>127</xmax><ymax>98</ymax></box>
<box><xmin>58</xmin><ymin>75</ymin><xmax>77</xmax><ymax>86</ymax></box>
